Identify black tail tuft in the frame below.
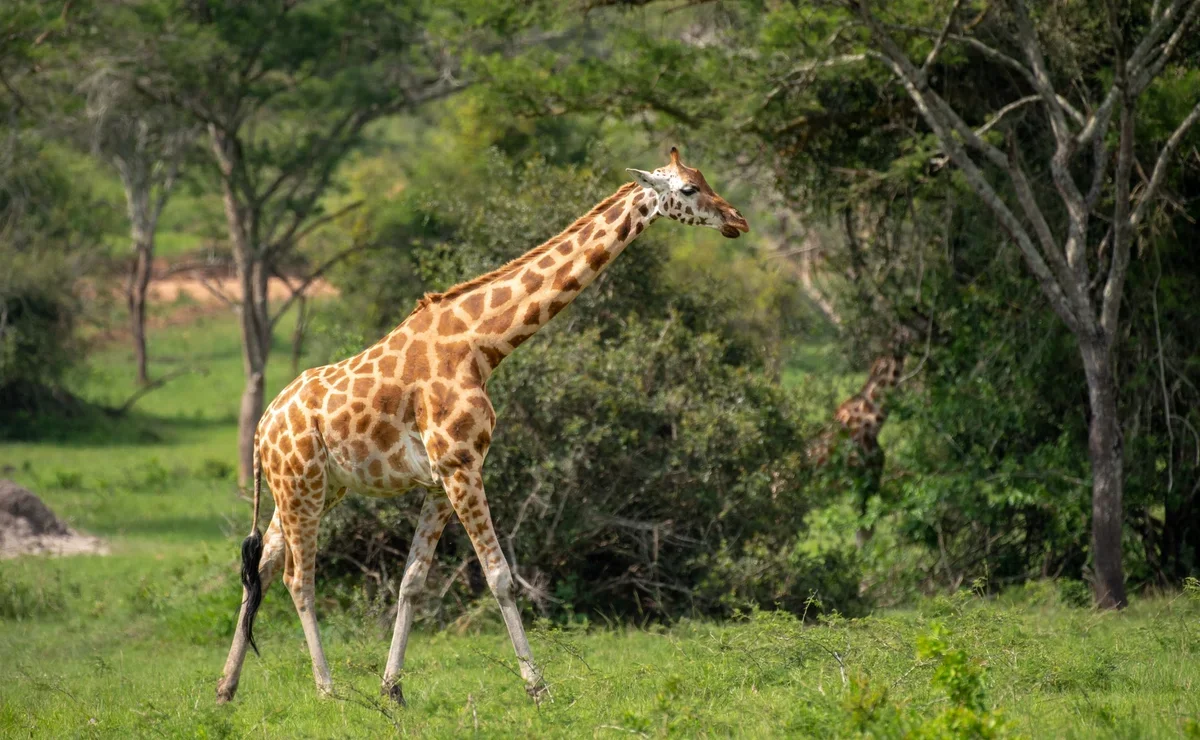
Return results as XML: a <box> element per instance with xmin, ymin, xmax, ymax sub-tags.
<box><xmin>240</xmin><ymin>528</ymin><xmax>265</xmax><ymax>657</ymax></box>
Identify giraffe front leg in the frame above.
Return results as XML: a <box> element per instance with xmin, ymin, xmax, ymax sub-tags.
<box><xmin>438</xmin><ymin>462</ymin><xmax>546</xmax><ymax>701</ymax></box>
<box><xmin>382</xmin><ymin>490</ymin><xmax>455</xmax><ymax>705</ymax></box>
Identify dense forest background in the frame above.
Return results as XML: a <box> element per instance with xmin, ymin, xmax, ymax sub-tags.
<box><xmin>4</xmin><ymin>0</ymin><xmax>1200</xmax><ymax>623</ymax></box>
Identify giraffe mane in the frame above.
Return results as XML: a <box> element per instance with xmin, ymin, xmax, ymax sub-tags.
<box><xmin>407</xmin><ymin>182</ymin><xmax>640</xmax><ymax>316</ymax></box>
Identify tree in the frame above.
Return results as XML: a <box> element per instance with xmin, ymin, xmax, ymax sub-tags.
<box><xmin>846</xmin><ymin>0</ymin><xmax>1200</xmax><ymax>607</ymax></box>
<box><xmin>115</xmin><ymin>0</ymin><xmax>464</xmax><ymax>483</ymax></box>
<box><xmin>81</xmin><ymin>70</ymin><xmax>193</xmax><ymax>386</ymax></box>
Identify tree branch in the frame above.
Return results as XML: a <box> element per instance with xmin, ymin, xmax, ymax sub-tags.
<box><xmin>268</xmin><ymin>240</ymin><xmax>369</xmax><ymax>328</ymax></box>
<box><xmin>857</xmin><ymin>8</ymin><xmax>1086</xmax><ymax>334</ymax></box>
<box><xmin>1129</xmin><ymin>97</ymin><xmax>1200</xmax><ymax>230</ymax></box>
<box><xmin>922</xmin><ymin>0</ymin><xmax>964</xmax><ymax>74</ymax></box>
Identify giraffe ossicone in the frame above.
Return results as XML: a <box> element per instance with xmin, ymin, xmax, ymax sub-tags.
<box><xmin>215</xmin><ymin>147</ymin><xmax>750</xmax><ymax>705</ymax></box>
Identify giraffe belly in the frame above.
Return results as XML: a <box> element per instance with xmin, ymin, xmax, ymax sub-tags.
<box><xmin>325</xmin><ymin>426</ymin><xmax>436</xmax><ymax>497</ymax></box>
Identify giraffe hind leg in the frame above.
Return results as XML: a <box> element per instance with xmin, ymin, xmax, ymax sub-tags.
<box><xmin>217</xmin><ymin>512</ymin><xmax>286</xmax><ymax>703</ymax></box>
<box><xmin>382</xmin><ymin>489</ymin><xmax>455</xmax><ymax>705</ymax></box>
<box><xmin>275</xmin><ymin>473</ymin><xmax>335</xmax><ymax>697</ymax></box>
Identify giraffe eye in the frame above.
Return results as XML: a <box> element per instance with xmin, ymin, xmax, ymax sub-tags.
<box><xmin>680</xmin><ymin>185</ymin><xmax>698</xmax><ymax>196</ymax></box>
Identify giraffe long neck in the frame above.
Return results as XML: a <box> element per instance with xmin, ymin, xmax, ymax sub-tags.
<box><xmin>449</xmin><ymin>182</ymin><xmax>659</xmax><ymax>369</ymax></box>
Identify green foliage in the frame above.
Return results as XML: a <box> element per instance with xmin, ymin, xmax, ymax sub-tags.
<box><xmin>0</xmin><ymin>135</ymin><xmax>112</xmax><ymax>426</ymax></box>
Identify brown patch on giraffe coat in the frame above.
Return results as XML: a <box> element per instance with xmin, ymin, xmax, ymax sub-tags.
<box><xmin>523</xmin><ymin>302</ymin><xmax>542</xmax><ymax>326</ymax></box>
<box><xmin>355</xmin><ymin>415</ymin><xmax>371</xmax><ymax>434</ymax></box>
<box><xmin>617</xmin><ymin>213</ymin><xmax>631</xmax><ymax>241</ymax></box>
<box><xmin>367</xmin><ymin>346</ymin><xmax>384</xmax><ymax>361</ymax></box>
<box><xmin>438</xmin><ymin>312</ymin><xmax>468</xmax><ymax>336</ymax></box>
<box><xmin>537</xmin><ymin>255</ymin><xmax>556</xmax><ymax>269</ymax></box>
<box><xmin>553</xmin><ymin>263</ymin><xmax>580</xmax><ymax>291</ymax></box>
<box><xmin>331</xmin><ymin>410</ymin><xmax>352</xmax><ymax>440</ymax></box>
<box><xmin>490</xmin><ymin>286</ymin><xmax>512</xmax><ymax>308</ymax></box>
<box><xmin>352</xmin><ymin>377</ymin><xmax>374</xmax><ymax>398</ymax></box>
<box><xmin>387</xmin><ymin>332</ymin><xmax>407</xmax><ymax>351</ymax></box>
<box><xmin>468</xmin><ymin>395</ymin><xmax>496</xmax><ymax>426</ymax></box>
<box><xmin>448</xmin><ymin>411</ymin><xmax>475</xmax><ymax>441</ymax></box>
<box><xmin>480</xmin><ymin>345</ymin><xmax>505</xmax><ymax>370</ymax></box>
<box><xmin>480</xmin><ymin>305</ymin><xmax>518</xmax><ymax>334</ymax></box>
<box><xmin>402</xmin><ymin>340</ymin><xmax>430</xmax><ymax>383</ymax></box>
<box><xmin>577</xmin><ymin>222</ymin><xmax>594</xmax><ymax>242</ymax></box>
<box><xmin>586</xmin><ymin>245</ymin><xmax>610</xmax><ymax>271</ymax></box>
<box><xmin>350</xmin><ymin>440</ymin><xmax>370</xmax><ymax>461</ymax></box>
<box><xmin>556</xmin><ymin>241</ymin><xmax>573</xmax><ymax>255</ymax></box>
<box><xmin>297</xmin><ymin>436</ymin><xmax>315</xmax><ymax>459</ymax></box>
<box><xmin>520</xmin><ymin>270</ymin><xmax>544</xmax><ymax>293</ymax></box>
<box><xmin>547</xmin><ymin>300</ymin><xmax>567</xmax><ymax>319</ymax></box>
<box><xmin>407</xmin><ymin>309</ymin><xmax>433</xmax><ymax>333</ymax></box>
<box><xmin>288</xmin><ymin>405</ymin><xmax>305</xmax><ymax>434</ymax></box>
<box><xmin>463</xmin><ymin>355</ymin><xmax>486</xmax><ymax>387</ymax></box>
<box><xmin>428</xmin><ymin>383</ymin><xmax>460</xmax><ymax>425</ymax></box>
<box><xmin>510</xmin><ymin>329</ymin><xmax>534</xmax><ymax>348</ymax></box>
<box><xmin>474</xmin><ymin>429</ymin><xmax>491</xmax><ymax>454</ymax></box>
<box><xmin>388</xmin><ymin>451</ymin><xmax>405</xmax><ymax>469</ymax></box>
<box><xmin>331</xmin><ymin>375</ymin><xmax>350</xmax><ymax>392</ymax></box>
<box><xmin>279</xmin><ymin>436</ymin><xmax>293</xmax><ymax>455</ymax></box>
<box><xmin>378</xmin><ymin>354</ymin><xmax>398</xmax><ymax>377</ymax></box>
<box><xmin>371</xmin><ymin>420</ymin><xmax>401</xmax><ymax>451</ymax></box>
<box><xmin>437</xmin><ymin>341</ymin><xmax>471</xmax><ymax>379</ymax></box>
<box><xmin>427</xmin><ymin>433</ymin><xmax>450</xmax><ymax>460</ymax></box>
<box><xmin>326</xmin><ymin>393</ymin><xmax>347</xmax><ymax>413</ymax></box>
<box><xmin>638</xmin><ymin>204</ymin><xmax>649</xmax><ymax>216</ymax></box>
<box><xmin>372</xmin><ymin>384</ymin><xmax>402</xmax><ymax>415</ymax></box>
<box><xmin>461</xmin><ymin>293</ymin><xmax>485</xmax><ymax>320</ymax></box>
<box><xmin>368</xmin><ymin>459</ymin><xmax>383</xmax><ymax>478</ymax></box>
<box><xmin>635</xmin><ymin>222</ymin><xmax>644</xmax><ymax>235</ymax></box>
<box><xmin>604</xmin><ymin>202</ymin><xmax>624</xmax><ymax>223</ymax></box>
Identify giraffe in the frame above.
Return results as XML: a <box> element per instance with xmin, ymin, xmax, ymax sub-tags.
<box><xmin>215</xmin><ymin>147</ymin><xmax>749</xmax><ymax>705</ymax></box>
<box><xmin>807</xmin><ymin>352</ymin><xmax>904</xmax><ymax>547</ymax></box>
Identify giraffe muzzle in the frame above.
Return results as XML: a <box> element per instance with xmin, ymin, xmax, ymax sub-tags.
<box><xmin>720</xmin><ymin>213</ymin><xmax>750</xmax><ymax>239</ymax></box>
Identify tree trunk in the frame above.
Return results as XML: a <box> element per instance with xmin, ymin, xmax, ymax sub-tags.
<box><xmin>291</xmin><ymin>293</ymin><xmax>308</xmax><ymax>377</ymax></box>
<box><xmin>128</xmin><ymin>237</ymin><xmax>153</xmax><ymax>386</ymax></box>
<box><xmin>234</xmin><ymin>261</ymin><xmax>271</xmax><ymax>486</ymax></box>
<box><xmin>1080</xmin><ymin>337</ymin><xmax>1127</xmax><ymax>608</ymax></box>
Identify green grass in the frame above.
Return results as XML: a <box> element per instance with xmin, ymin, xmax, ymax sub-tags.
<box><xmin>3</xmin><ymin>308</ymin><xmax>1200</xmax><ymax>738</ymax></box>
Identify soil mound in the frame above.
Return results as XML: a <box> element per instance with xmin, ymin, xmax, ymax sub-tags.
<box><xmin>0</xmin><ymin>480</ymin><xmax>108</xmax><ymax>558</ymax></box>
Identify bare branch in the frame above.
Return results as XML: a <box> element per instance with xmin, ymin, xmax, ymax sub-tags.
<box><xmin>922</xmin><ymin>0</ymin><xmax>964</xmax><ymax>74</ymax></box>
<box><xmin>1130</xmin><ymin>98</ymin><xmax>1200</xmax><ymax>230</ymax></box>
<box><xmin>857</xmin><ymin>10</ymin><xmax>1086</xmax><ymax>333</ymax></box>
<box><xmin>1101</xmin><ymin>96</ymin><xmax>1135</xmax><ymax>336</ymax></box>
<box><xmin>1007</xmin><ymin>1</ymin><xmax>1074</xmax><ymax>146</ymax></box>
<box><xmin>974</xmin><ymin>95</ymin><xmax>1039</xmax><ymax>137</ymax></box>
<box><xmin>269</xmin><ymin>240</ymin><xmax>370</xmax><ymax>328</ymax></box>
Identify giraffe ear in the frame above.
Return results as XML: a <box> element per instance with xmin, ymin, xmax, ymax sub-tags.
<box><xmin>627</xmin><ymin>168</ymin><xmax>668</xmax><ymax>193</ymax></box>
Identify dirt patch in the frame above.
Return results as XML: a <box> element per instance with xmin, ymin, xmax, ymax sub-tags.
<box><xmin>91</xmin><ymin>268</ymin><xmax>338</xmax><ymax>347</ymax></box>
<box><xmin>0</xmin><ymin>481</ymin><xmax>108</xmax><ymax>559</ymax></box>
<box><xmin>146</xmin><ymin>272</ymin><xmax>338</xmax><ymax>306</ymax></box>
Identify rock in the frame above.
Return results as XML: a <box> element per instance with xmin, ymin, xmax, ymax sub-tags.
<box><xmin>0</xmin><ymin>480</ymin><xmax>71</xmax><ymax>536</ymax></box>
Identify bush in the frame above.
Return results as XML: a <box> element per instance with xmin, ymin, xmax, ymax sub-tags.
<box><xmin>321</xmin><ymin>315</ymin><xmax>836</xmax><ymax>619</ymax></box>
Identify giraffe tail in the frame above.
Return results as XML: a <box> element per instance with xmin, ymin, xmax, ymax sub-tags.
<box><xmin>239</xmin><ymin>435</ymin><xmax>265</xmax><ymax>657</ymax></box>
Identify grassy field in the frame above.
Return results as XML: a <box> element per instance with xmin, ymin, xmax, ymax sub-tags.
<box><xmin>2</xmin><ymin>310</ymin><xmax>1199</xmax><ymax>738</ymax></box>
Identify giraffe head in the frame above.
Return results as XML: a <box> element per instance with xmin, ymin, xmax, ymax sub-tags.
<box><xmin>867</xmin><ymin>353</ymin><xmax>905</xmax><ymax>393</ymax></box>
<box><xmin>627</xmin><ymin>147</ymin><xmax>750</xmax><ymax>239</ymax></box>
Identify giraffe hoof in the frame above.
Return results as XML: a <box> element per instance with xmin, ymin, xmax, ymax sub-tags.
<box><xmin>216</xmin><ymin>679</ymin><xmax>237</xmax><ymax>704</ymax></box>
<box><xmin>385</xmin><ymin>682</ymin><xmax>406</xmax><ymax>706</ymax></box>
